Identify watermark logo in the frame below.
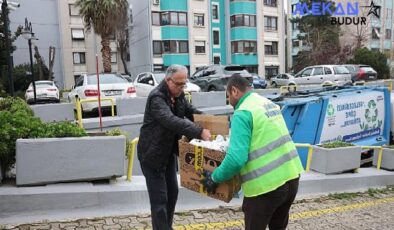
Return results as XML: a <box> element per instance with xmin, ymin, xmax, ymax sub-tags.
<box><xmin>364</xmin><ymin>0</ymin><xmax>381</xmax><ymax>19</ymax></box>
<box><xmin>292</xmin><ymin>1</ymin><xmax>381</xmax><ymax>26</ymax></box>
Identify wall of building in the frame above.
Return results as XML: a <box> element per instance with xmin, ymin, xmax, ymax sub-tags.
<box><xmin>130</xmin><ymin>0</ymin><xmax>153</xmax><ymax>77</ymax></box>
<box><xmin>188</xmin><ymin>0</ymin><xmax>210</xmax><ymax>74</ymax></box>
<box><xmin>9</xmin><ymin>0</ymin><xmax>64</xmax><ymax>88</ymax></box>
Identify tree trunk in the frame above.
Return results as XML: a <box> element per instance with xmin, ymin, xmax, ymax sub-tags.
<box><xmin>118</xmin><ymin>40</ymin><xmax>130</xmax><ymax>75</ymax></box>
<box><xmin>34</xmin><ymin>46</ymin><xmax>44</xmax><ymax>80</ymax></box>
<box><xmin>101</xmin><ymin>38</ymin><xmax>112</xmax><ymax>73</ymax></box>
<box><xmin>48</xmin><ymin>46</ymin><xmax>55</xmax><ymax>80</ymax></box>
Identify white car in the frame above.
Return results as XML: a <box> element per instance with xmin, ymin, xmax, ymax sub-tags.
<box><xmin>68</xmin><ymin>73</ymin><xmax>136</xmax><ymax>112</ymax></box>
<box><xmin>25</xmin><ymin>80</ymin><xmax>60</xmax><ymax>104</ymax></box>
<box><xmin>134</xmin><ymin>72</ymin><xmax>201</xmax><ymax>97</ymax></box>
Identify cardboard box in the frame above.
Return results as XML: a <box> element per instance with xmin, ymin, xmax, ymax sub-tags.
<box><xmin>178</xmin><ymin>115</ymin><xmax>241</xmax><ymax>203</ymax></box>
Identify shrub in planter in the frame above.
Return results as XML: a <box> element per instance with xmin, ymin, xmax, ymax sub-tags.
<box><xmin>311</xmin><ymin>141</ymin><xmax>361</xmax><ymax>174</ymax></box>
<box><xmin>0</xmin><ymin>97</ymin><xmax>87</xmax><ymax>181</ymax></box>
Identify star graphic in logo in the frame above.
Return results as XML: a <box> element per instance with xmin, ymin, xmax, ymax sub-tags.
<box><xmin>362</xmin><ymin>0</ymin><xmax>381</xmax><ymax>19</ymax></box>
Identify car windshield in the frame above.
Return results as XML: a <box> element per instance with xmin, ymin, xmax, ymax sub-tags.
<box><xmin>344</xmin><ymin>66</ymin><xmax>355</xmax><ymax>72</ymax></box>
<box><xmin>333</xmin><ymin>66</ymin><xmax>350</xmax><ymax>74</ymax></box>
<box><xmin>87</xmin><ymin>74</ymin><xmax>128</xmax><ymax>85</ymax></box>
<box><xmin>154</xmin><ymin>73</ymin><xmax>166</xmax><ymax>83</ymax></box>
<box><xmin>360</xmin><ymin>67</ymin><xmax>374</xmax><ymax>72</ymax></box>
<box><xmin>35</xmin><ymin>82</ymin><xmax>53</xmax><ymax>88</ymax></box>
<box><xmin>223</xmin><ymin>66</ymin><xmax>249</xmax><ymax>75</ymax></box>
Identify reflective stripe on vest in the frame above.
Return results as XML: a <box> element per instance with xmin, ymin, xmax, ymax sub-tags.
<box><xmin>242</xmin><ymin>149</ymin><xmax>299</xmax><ymax>182</ymax></box>
<box><xmin>248</xmin><ymin>134</ymin><xmax>293</xmax><ymax>161</ymax></box>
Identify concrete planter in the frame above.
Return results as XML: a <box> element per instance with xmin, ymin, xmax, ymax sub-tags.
<box><xmin>373</xmin><ymin>148</ymin><xmax>394</xmax><ymax>170</ymax></box>
<box><xmin>311</xmin><ymin>145</ymin><xmax>361</xmax><ymax>174</ymax></box>
<box><xmin>16</xmin><ymin>136</ymin><xmax>126</xmax><ymax>186</ymax></box>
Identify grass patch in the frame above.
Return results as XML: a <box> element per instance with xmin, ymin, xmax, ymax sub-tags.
<box><xmin>328</xmin><ymin>192</ymin><xmax>361</xmax><ymax>200</ymax></box>
<box><xmin>319</xmin><ymin>141</ymin><xmax>355</xmax><ymax>149</ymax></box>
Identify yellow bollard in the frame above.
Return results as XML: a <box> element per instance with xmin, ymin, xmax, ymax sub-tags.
<box><xmin>75</xmin><ymin>97</ymin><xmax>83</xmax><ymax>128</ymax></box>
<box><xmin>361</xmin><ymin>146</ymin><xmax>383</xmax><ymax>170</ymax></box>
<box><xmin>127</xmin><ymin>137</ymin><xmax>139</xmax><ymax>181</ymax></box>
<box><xmin>295</xmin><ymin>143</ymin><xmax>313</xmax><ymax>172</ymax></box>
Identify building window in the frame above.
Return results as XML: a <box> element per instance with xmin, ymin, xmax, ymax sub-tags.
<box><xmin>179</xmin><ymin>13</ymin><xmax>187</xmax><ymax>25</ymax></box>
<box><xmin>213</xmin><ymin>55</ymin><xmax>221</xmax><ymax>64</ymax></box>
<box><xmin>386</xmin><ymin>29</ymin><xmax>391</xmax><ymax>40</ymax></box>
<box><xmin>264</xmin><ymin>0</ymin><xmax>277</xmax><ymax>7</ymax></box>
<box><xmin>194</xmin><ymin>13</ymin><xmax>204</xmax><ymax>26</ymax></box>
<box><xmin>195</xmin><ymin>41</ymin><xmax>206</xmax><ymax>54</ymax></box>
<box><xmin>153</xmin><ymin>41</ymin><xmax>162</xmax><ymax>55</ymax></box>
<box><xmin>265</xmin><ymin>41</ymin><xmax>278</xmax><ymax>55</ymax></box>
<box><xmin>152</xmin><ymin>12</ymin><xmax>161</xmax><ymax>25</ymax></box>
<box><xmin>73</xmin><ymin>52</ymin><xmax>86</xmax><ymax>64</ymax></box>
<box><xmin>292</xmin><ymin>22</ymin><xmax>298</xmax><ymax>30</ymax></box>
<box><xmin>111</xmin><ymin>52</ymin><xmax>117</xmax><ymax>63</ymax></box>
<box><xmin>264</xmin><ymin>16</ymin><xmax>278</xmax><ymax>31</ymax></box>
<box><xmin>153</xmin><ymin>40</ymin><xmax>189</xmax><ymax>54</ymax></box>
<box><xmin>244</xmin><ymin>65</ymin><xmax>258</xmax><ymax>74</ymax></box>
<box><xmin>213</xmin><ymin>30</ymin><xmax>220</xmax><ymax>46</ymax></box>
<box><xmin>292</xmin><ymin>40</ymin><xmax>300</xmax><ymax>47</ymax></box>
<box><xmin>387</xmin><ymin>9</ymin><xmax>392</xmax><ymax>19</ymax></box>
<box><xmin>179</xmin><ymin>41</ymin><xmax>188</xmax><ymax>53</ymax></box>
<box><xmin>265</xmin><ymin>66</ymin><xmax>279</xmax><ymax>78</ymax></box>
<box><xmin>71</xmin><ymin>29</ymin><xmax>85</xmax><ymax>40</ymax></box>
<box><xmin>153</xmin><ymin>11</ymin><xmax>187</xmax><ymax>26</ymax></box>
<box><xmin>69</xmin><ymin>4</ymin><xmax>79</xmax><ymax>16</ymax></box>
<box><xmin>212</xmin><ymin>4</ymin><xmax>219</xmax><ymax>20</ymax></box>
<box><xmin>230</xmin><ymin>14</ymin><xmax>256</xmax><ymax>27</ymax></box>
<box><xmin>161</xmin><ymin>12</ymin><xmax>170</xmax><ymax>25</ymax></box>
<box><xmin>372</xmin><ymin>28</ymin><xmax>380</xmax><ymax>40</ymax></box>
<box><xmin>231</xmin><ymin>41</ymin><xmax>257</xmax><ymax>54</ymax></box>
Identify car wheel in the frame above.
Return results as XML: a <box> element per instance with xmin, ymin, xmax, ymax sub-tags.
<box><xmin>271</xmin><ymin>82</ymin><xmax>277</xmax><ymax>88</ymax></box>
<box><xmin>208</xmin><ymin>86</ymin><xmax>217</xmax><ymax>92</ymax></box>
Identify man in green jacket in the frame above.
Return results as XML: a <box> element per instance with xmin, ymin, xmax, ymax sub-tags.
<box><xmin>202</xmin><ymin>74</ymin><xmax>304</xmax><ymax>230</ymax></box>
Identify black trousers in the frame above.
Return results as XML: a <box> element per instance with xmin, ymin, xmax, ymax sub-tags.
<box><xmin>140</xmin><ymin>154</ymin><xmax>179</xmax><ymax>230</ymax></box>
<box><xmin>242</xmin><ymin>177</ymin><xmax>300</xmax><ymax>230</ymax></box>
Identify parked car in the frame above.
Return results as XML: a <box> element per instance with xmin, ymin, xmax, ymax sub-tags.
<box><xmin>290</xmin><ymin>65</ymin><xmax>352</xmax><ymax>86</ymax></box>
<box><xmin>68</xmin><ymin>73</ymin><xmax>136</xmax><ymax>112</ymax></box>
<box><xmin>133</xmin><ymin>72</ymin><xmax>201</xmax><ymax>97</ymax></box>
<box><xmin>270</xmin><ymin>73</ymin><xmax>294</xmax><ymax>88</ymax></box>
<box><xmin>121</xmin><ymin>74</ymin><xmax>137</xmax><ymax>83</ymax></box>
<box><xmin>25</xmin><ymin>80</ymin><xmax>60</xmax><ymax>104</ymax></box>
<box><xmin>252</xmin><ymin>75</ymin><xmax>267</xmax><ymax>89</ymax></box>
<box><xmin>190</xmin><ymin>65</ymin><xmax>253</xmax><ymax>91</ymax></box>
<box><xmin>342</xmin><ymin>64</ymin><xmax>378</xmax><ymax>82</ymax></box>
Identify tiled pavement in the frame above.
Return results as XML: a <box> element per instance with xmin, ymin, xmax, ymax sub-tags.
<box><xmin>4</xmin><ymin>186</ymin><xmax>394</xmax><ymax>230</ymax></box>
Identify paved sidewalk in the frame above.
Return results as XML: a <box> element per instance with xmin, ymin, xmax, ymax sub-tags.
<box><xmin>3</xmin><ymin>186</ymin><xmax>394</xmax><ymax>230</ymax></box>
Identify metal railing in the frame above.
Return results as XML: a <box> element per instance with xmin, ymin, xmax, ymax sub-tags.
<box><xmin>75</xmin><ymin>97</ymin><xmax>115</xmax><ymax>128</ymax></box>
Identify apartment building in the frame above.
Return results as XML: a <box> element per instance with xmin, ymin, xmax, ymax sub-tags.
<box><xmin>58</xmin><ymin>0</ymin><xmax>125</xmax><ymax>89</ymax></box>
<box><xmin>129</xmin><ymin>0</ymin><xmax>286</xmax><ymax>78</ymax></box>
<box><xmin>287</xmin><ymin>0</ymin><xmax>394</xmax><ymax>74</ymax></box>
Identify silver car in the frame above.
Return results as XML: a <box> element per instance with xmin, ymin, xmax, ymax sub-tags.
<box><xmin>270</xmin><ymin>73</ymin><xmax>294</xmax><ymax>88</ymax></box>
<box><xmin>289</xmin><ymin>65</ymin><xmax>352</xmax><ymax>86</ymax></box>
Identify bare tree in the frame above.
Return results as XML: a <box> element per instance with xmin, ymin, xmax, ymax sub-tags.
<box><xmin>115</xmin><ymin>4</ymin><xmax>130</xmax><ymax>75</ymax></box>
<box><xmin>33</xmin><ymin>46</ymin><xmax>44</xmax><ymax>80</ymax></box>
<box><xmin>48</xmin><ymin>46</ymin><xmax>55</xmax><ymax>80</ymax></box>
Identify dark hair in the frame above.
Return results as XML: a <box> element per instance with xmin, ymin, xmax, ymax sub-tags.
<box><xmin>226</xmin><ymin>74</ymin><xmax>250</xmax><ymax>92</ymax></box>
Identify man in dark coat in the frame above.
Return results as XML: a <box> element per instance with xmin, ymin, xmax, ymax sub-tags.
<box><xmin>138</xmin><ymin>64</ymin><xmax>211</xmax><ymax>230</ymax></box>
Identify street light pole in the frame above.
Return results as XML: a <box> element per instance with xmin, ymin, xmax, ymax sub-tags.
<box><xmin>28</xmin><ymin>36</ymin><xmax>36</xmax><ymax>102</ymax></box>
<box><xmin>1</xmin><ymin>0</ymin><xmax>14</xmax><ymax>96</ymax></box>
<box><xmin>22</xmin><ymin>18</ymin><xmax>37</xmax><ymax>103</ymax></box>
